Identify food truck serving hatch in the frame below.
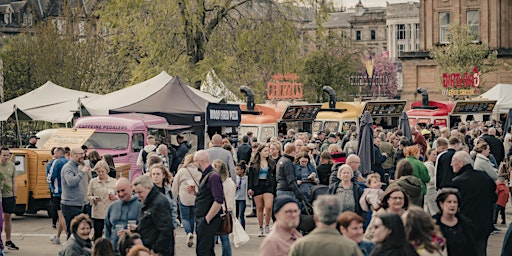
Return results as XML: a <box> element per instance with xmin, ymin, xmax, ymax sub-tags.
<box><xmin>450</xmin><ymin>100</ymin><xmax>497</xmax><ymax>115</ymax></box>
<box><xmin>363</xmin><ymin>100</ymin><xmax>407</xmax><ymax>117</ymax></box>
<box><xmin>280</xmin><ymin>104</ymin><xmax>322</xmax><ymax>122</ymax></box>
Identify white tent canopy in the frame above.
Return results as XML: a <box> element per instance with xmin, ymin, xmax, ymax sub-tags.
<box><xmin>81</xmin><ymin>71</ymin><xmax>174</xmax><ymax>116</ymax></box>
<box><xmin>0</xmin><ymin>81</ymin><xmax>97</xmax><ymax>122</ymax></box>
<box><xmin>478</xmin><ymin>84</ymin><xmax>512</xmax><ymax>113</ymax></box>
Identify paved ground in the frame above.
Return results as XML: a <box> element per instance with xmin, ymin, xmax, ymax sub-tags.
<box><xmin>1</xmin><ymin>203</ymin><xmax>510</xmax><ymax>255</ymax></box>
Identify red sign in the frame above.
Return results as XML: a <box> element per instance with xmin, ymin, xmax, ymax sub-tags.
<box><xmin>442</xmin><ymin>67</ymin><xmax>480</xmax><ymax>96</ymax></box>
<box><xmin>267</xmin><ymin>73</ymin><xmax>303</xmax><ymax>100</ymax></box>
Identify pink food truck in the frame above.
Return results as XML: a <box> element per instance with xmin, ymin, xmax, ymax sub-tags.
<box><xmin>74</xmin><ymin>113</ymin><xmax>188</xmax><ymax>181</ymax></box>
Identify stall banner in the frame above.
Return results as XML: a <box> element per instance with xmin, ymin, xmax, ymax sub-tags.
<box><xmin>206</xmin><ymin>103</ymin><xmax>241</xmax><ymax>127</ymax></box>
<box><xmin>442</xmin><ymin>67</ymin><xmax>480</xmax><ymax>96</ymax></box>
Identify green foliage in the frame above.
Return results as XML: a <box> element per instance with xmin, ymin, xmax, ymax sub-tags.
<box><xmin>1</xmin><ymin>9</ymin><xmax>130</xmax><ymax>100</ymax></box>
<box><xmin>301</xmin><ymin>32</ymin><xmax>363</xmax><ymax>102</ymax></box>
<box><xmin>430</xmin><ymin>24</ymin><xmax>499</xmax><ymax>75</ymax></box>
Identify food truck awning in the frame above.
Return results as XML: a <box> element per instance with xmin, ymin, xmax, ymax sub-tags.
<box><xmin>280</xmin><ymin>104</ymin><xmax>322</xmax><ymax>122</ymax></box>
<box><xmin>451</xmin><ymin>100</ymin><xmax>497</xmax><ymax>115</ymax></box>
<box><xmin>363</xmin><ymin>100</ymin><xmax>407</xmax><ymax>117</ymax></box>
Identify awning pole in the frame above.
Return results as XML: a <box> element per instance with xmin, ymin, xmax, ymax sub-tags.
<box><xmin>13</xmin><ymin>105</ymin><xmax>22</xmax><ymax>147</ymax></box>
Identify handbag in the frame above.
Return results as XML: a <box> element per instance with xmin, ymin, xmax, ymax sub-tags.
<box><xmin>232</xmin><ymin>216</ymin><xmax>249</xmax><ymax>248</ymax></box>
<box><xmin>216</xmin><ymin>197</ymin><xmax>233</xmax><ymax>235</ymax></box>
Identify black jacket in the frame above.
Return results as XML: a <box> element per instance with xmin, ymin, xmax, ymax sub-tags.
<box><xmin>436</xmin><ymin>149</ymin><xmax>456</xmax><ymax>189</ymax></box>
<box><xmin>137</xmin><ymin>186</ymin><xmax>174</xmax><ymax>256</ymax></box>
<box><xmin>237</xmin><ymin>143</ymin><xmax>252</xmax><ymax>163</ymax></box>
<box><xmin>276</xmin><ymin>154</ymin><xmax>303</xmax><ymax>200</ymax></box>
<box><xmin>247</xmin><ymin>158</ymin><xmax>276</xmax><ymax>190</ymax></box>
<box><xmin>451</xmin><ymin>164</ymin><xmax>497</xmax><ymax>237</ymax></box>
<box><xmin>432</xmin><ymin>213</ymin><xmax>478</xmax><ymax>256</ymax></box>
<box><xmin>328</xmin><ymin>180</ymin><xmax>365</xmax><ymax>218</ymax></box>
<box><xmin>482</xmin><ymin>134</ymin><xmax>505</xmax><ymax>164</ymax></box>
<box><xmin>371</xmin><ymin>144</ymin><xmax>386</xmax><ymax>176</ymax></box>
<box><xmin>316</xmin><ymin>163</ymin><xmax>333</xmax><ymax>186</ymax></box>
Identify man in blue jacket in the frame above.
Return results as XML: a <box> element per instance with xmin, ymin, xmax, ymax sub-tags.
<box><xmin>105</xmin><ymin>178</ymin><xmax>142</xmax><ymax>256</ymax></box>
<box><xmin>47</xmin><ymin>147</ymin><xmax>68</xmax><ymax>244</ymax></box>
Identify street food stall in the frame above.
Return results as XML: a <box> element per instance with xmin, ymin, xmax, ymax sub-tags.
<box><xmin>313</xmin><ymin>102</ymin><xmax>365</xmax><ymax>135</ymax></box>
<box><xmin>407</xmin><ymin>100</ymin><xmax>496</xmax><ymax>128</ymax></box>
<box><xmin>278</xmin><ymin>104</ymin><xmax>323</xmax><ymax>134</ymax></box>
<box><xmin>362</xmin><ymin>100</ymin><xmax>407</xmax><ymax>130</ymax></box>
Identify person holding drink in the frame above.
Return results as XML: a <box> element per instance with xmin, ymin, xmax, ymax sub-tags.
<box><xmin>87</xmin><ymin>160</ymin><xmax>117</xmax><ymax>241</ymax></box>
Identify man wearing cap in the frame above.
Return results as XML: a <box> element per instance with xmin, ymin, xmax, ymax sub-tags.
<box><xmin>259</xmin><ymin>195</ymin><xmax>301</xmax><ymax>256</ymax></box>
<box><xmin>288</xmin><ymin>195</ymin><xmax>362</xmax><ymax>256</ymax></box>
<box><xmin>26</xmin><ymin>135</ymin><xmax>39</xmax><ymax>148</ymax></box>
<box><xmin>316</xmin><ymin>131</ymin><xmax>326</xmax><ymax>144</ymax></box>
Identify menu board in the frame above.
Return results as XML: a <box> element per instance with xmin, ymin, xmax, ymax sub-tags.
<box><xmin>452</xmin><ymin>101</ymin><xmax>497</xmax><ymax>114</ymax></box>
<box><xmin>281</xmin><ymin>104</ymin><xmax>322</xmax><ymax>121</ymax></box>
<box><xmin>363</xmin><ymin>101</ymin><xmax>406</xmax><ymax>117</ymax></box>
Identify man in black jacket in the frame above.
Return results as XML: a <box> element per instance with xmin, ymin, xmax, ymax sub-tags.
<box><xmin>133</xmin><ymin>175</ymin><xmax>174</xmax><ymax>256</ymax></box>
<box><xmin>483</xmin><ymin>127</ymin><xmax>505</xmax><ymax>164</ymax></box>
<box><xmin>451</xmin><ymin>151</ymin><xmax>497</xmax><ymax>256</ymax></box>
<box><xmin>276</xmin><ymin>143</ymin><xmax>303</xmax><ymax>201</ymax></box>
<box><xmin>435</xmin><ymin>136</ymin><xmax>461</xmax><ymax>189</ymax></box>
<box><xmin>237</xmin><ymin>135</ymin><xmax>252</xmax><ymax>163</ymax></box>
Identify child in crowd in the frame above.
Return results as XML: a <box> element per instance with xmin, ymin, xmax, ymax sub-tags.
<box><xmin>359</xmin><ymin>173</ymin><xmax>384</xmax><ymax>212</ymax></box>
<box><xmin>235</xmin><ymin>161</ymin><xmax>248</xmax><ymax>229</ymax></box>
<box><xmin>495</xmin><ymin>177</ymin><xmax>510</xmax><ymax>225</ymax></box>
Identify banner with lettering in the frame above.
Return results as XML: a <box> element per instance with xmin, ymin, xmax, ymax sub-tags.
<box><xmin>206</xmin><ymin>103</ymin><xmax>241</xmax><ymax>127</ymax></box>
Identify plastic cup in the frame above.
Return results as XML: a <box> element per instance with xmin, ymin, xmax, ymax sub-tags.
<box><xmin>115</xmin><ymin>224</ymin><xmax>124</xmax><ymax>232</ymax></box>
<box><xmin>128</xmin><ymin>220</ymin><xmax>137</xmax><ymax>232</ymax></box>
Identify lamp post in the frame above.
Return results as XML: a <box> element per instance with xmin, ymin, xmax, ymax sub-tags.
<box><xmin>365</xmin><ymin>56</ymin><xmax>375</xmax><ymax>98</ymax></box>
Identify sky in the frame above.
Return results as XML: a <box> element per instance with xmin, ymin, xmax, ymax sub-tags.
<box><xmin>342</xmin><ymin>0</ymin><xmax>419</xmax><ymax>7</ymax></box>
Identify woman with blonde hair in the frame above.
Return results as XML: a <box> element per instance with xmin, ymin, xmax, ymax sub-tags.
<box><xmin>328</xmin><ymin>144</ymin><xmax>346</xmax><ymax>164</ymax></box>
<box><xmin>268</xmin><ymin>142</ymin><xmax>282</xmax><ymax>162</ymax></box>
<box><xmin>87</xmin><ymin>160</ymin><xmax>117</xmax><ymax>241</ymax></box>
<box><xmin>473</xmin><ymin>141</ymin><xmax>498</xmax><ymax>181</ymax></box>
<box><xmin>171</xmin><ymin>154</ymin><xmax>202</xmax><ymax>247</ymax></box>
<box><xmin>212</xmin><ymin>160</ymin><xmax>236</xmax><ymax>256</ymax></box>
<box><xmin>328</xmin><ymin>164</ymin><xmax>363</xmax><ymax>216</ymax></box>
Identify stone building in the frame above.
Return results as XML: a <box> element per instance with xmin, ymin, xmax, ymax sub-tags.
<box><xmin>399</xmin><ymin>0</ymin><xmax>512</xmax><ymax>104</ymax></box>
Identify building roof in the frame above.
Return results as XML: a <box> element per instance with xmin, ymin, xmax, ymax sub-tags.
<box><xmin>10</xmin><ymin>1</ymin><xmax>27</xmax><ymax>12</ymax></box>
<box><xmin>0</xmin><ymin>4</ymin><xmax>13</xmax><ymax>13</ymax></box>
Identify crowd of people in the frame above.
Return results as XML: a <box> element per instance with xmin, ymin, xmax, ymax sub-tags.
<box><xmin>2</xmin><ymin>118</ymin><xmax>512</xmax><ymax>255</ymax></box>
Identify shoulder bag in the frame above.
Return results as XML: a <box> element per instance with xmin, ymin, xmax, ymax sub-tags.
<box><xmin>216</xmin><ymin>196</ymin><xmax>233</xmax><ymax>235</ymax></box>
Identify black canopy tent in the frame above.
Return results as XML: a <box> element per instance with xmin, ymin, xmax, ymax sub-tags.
<box><xmin>110</xmin><ymin>76</ymin><xmax>223</xmax><ymax>149</ymax></box>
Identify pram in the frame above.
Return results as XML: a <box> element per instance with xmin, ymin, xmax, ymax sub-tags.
<box><xmin>297</xmin><ymin>184</ymin><xmax>329</xmax><ymax>234</ymax></box>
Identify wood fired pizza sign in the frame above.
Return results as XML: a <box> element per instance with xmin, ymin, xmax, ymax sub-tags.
<box><xmin>442</xmin><ymin>67</ymin><xmax>480</xmax><ymax>96</ymax></box>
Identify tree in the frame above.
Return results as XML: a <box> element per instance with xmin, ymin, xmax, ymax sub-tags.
<box><xmin>301</xmin><ymin>32</ymin><xmax>363</xmax><ymax>102</ymax></box>
<box><xmin>1</xmin><ymin>11</ymin><xmax>128</xmax><ymax>100</ymax></box>
<box><xmin>362</xmin><ymin>53</ymin><xmax>399</xmax><ymax>99</ymax></box>
<box><xmin>430</xmin><ymin>24</ymin><xmax>499</xmax><ymax>76</ymax></box>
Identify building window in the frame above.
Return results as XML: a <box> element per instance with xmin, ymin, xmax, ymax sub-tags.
<box><xmin>415</xmin><ymin>24</ymin><xmax>420</xmax><ymax>39</ymax></box>
<box><xmin>397</xmin><ymin>24</ymin><xmax>405</xmax><ymax>40</ymax></box>
<box><xmin>397</xmin><ymin>44</ymin><xmax>405</xmax><ymax>57</ymax></box>
<box><xmin>439</xmin><ymin>12</ymin><xmax>450</xmax><ymax>44</ymax></box>
<box><xmin>467</xmin><ymin>10</ymin><xmax>479</xmax><ymax>42</ymax></box>
<box><xmin>356</xmin><ymin>30</ymin><xmax>361</xmax><ymax>41</ymax></box>
<box><xmin>371</xmin><ymin>30</ymin><xmax>376</xmax><ymax>40</ymax></box>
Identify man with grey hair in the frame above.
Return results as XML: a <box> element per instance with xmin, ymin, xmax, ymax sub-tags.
<box><xmin>451</xmin><ymin>151</ymin><xmax>496</xmax><ymax>256</ymax></box>
<box><xmin>132</xmin><ymin>174</ymin><xmax>174</xmax><ymax>255</ymax></box>
<box><xmin>483</xmin><ymin>127</ymin><xmax>505</xmax><ymax>164</ymax></box>
<box><xmin>288</xmin><ymin>195</ymin><xmax>362</xmax><ymax>256</ymax></box>
<box><xmin>61</xmin><ymin>147</ymin><xmax>91</xmax><ymax>239</ymax></box>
